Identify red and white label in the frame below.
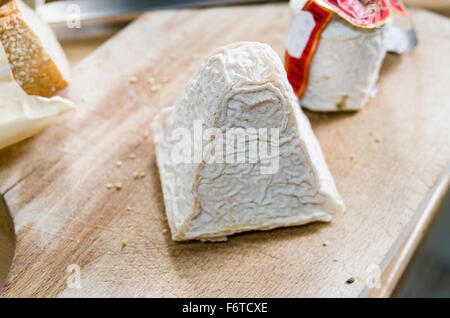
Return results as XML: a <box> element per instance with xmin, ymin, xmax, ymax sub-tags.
<box><xmin>286</xmin><ymin>11</ymin><xmax>316</xmax><ymax>59</ymax></box>
<box><xmin>285</xmin><ymin>0</ymin><xmax>333</xmax><ymax>99</ymax></box>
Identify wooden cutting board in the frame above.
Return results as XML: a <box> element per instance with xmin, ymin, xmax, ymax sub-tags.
<box><xmin>0</xmin><ymin>3</ymin><xmax>449</xmax><ymax>297</ymax></box>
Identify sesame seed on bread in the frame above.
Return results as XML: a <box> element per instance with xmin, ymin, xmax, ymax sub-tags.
<box><xmin>0</xmin><ymin>0</ymin><xmax>71</xmax><ymax>97</ymax></box>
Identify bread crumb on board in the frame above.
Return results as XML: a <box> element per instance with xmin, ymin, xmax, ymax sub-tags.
<box><xmin>121</xmin><ymin>240</ymin><xmax>127</xmax><ymax>248</ymax></box>
<box><xmin>115</xmin><ymin>182</ymin><xmax>123</xmax><ymax>190</ymax></box>
<box><xmin>129</xmin><ymin>76</ymin><xmax>138</xmax><ymax>84</ymax></box>
<box><xmin>128</xmin><ymin>153</ymin><xmax>136</xmax><ymax>160</ymax></box>
<box><xmin>346</xmin><ymin>277</ymin><xmax>355</xmax><ymax>284</ymax></box>
<box><xmin>115</xmin><ymin>160</ymin><xmax>122</xmax><ymax>167</ymax></box>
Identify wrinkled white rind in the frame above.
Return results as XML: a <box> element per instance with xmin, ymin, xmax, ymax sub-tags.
<box><xmin>289</xmin><ymin>0</ymin><xmax>388</xmax><ymax>112</ymax></box>
<box><xmin>153</xmin><ymin>42</ymin><xmax>344</xmax><ymax>241</ymax></box>
<box><xmin>0</xmin><ymin>44</ymin><xmax>75</xmax><ymax>150</ymax></box>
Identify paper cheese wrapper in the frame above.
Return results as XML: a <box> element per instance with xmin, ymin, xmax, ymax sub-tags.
<box><xmin>0</xmin><ymin>43</ymin><xmax>75</xmax><ymax>150</ymax></box>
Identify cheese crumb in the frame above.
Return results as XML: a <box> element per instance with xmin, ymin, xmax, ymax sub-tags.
<box><xmin>115</xmin><ymin>182</ymin><xmax>123</xmax><ymax>190</ymax></box>
<box><xmin>121</xmin><ymin>240</ymin><xmax>127</xmax><ymax>248</ymax></box>
<box><xmin>129</xmin><ymin>153</ymin><xmax>136</xmax><ymax>160</ymax></box>
<box><xmin>129</xmin><ymin>76</ymin><xmax>138</xmax><ymax>84</ymax></box>
<box><xmin>115</xmin><ymin>160</ymin><xmax>122</xmax><ymax>167</ymax></box>
<box><xmin>106</xmin><ymin>183</ymin><xmax>113</xmax><ymax>189</ymax></box>
<box><xmin>375</xmin><ymin>137</ymin><xmax>383</xmax><ymax>143</ymax></box>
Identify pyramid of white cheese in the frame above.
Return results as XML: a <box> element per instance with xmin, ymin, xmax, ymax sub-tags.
<box><xmin>289</xmin><ymin>0</ymin><xmax>389</xmax><ymax>111</ymax></box>
<box><xmin>153</xmin><ymin>42</ymin><xmax>344</xmax><ymax>241</ymax></box>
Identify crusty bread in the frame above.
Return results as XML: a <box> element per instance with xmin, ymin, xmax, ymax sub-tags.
<box><xmin>0</xmin><ymin>0</ymin><xmax>71</xmax><ymax>97</ymax></box>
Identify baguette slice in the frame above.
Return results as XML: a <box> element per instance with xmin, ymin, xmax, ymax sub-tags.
<box><xmin>0</xmin><ymin>0</ymin><xmax>71</xmax><ymax>97</ymax></box>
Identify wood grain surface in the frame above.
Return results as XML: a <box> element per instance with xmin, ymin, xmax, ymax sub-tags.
<box><xmin>0</xmin><ymin>3</ymin><xmax>449</xmax><ymax>297</ymax></box>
